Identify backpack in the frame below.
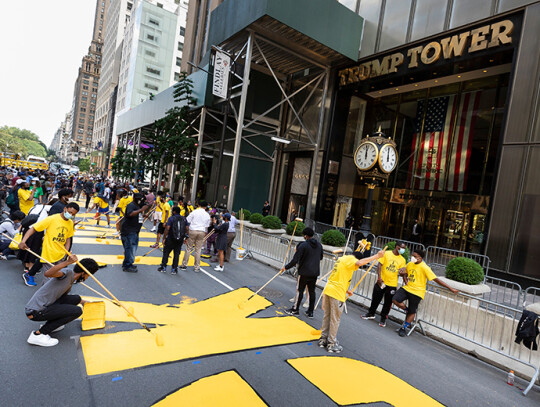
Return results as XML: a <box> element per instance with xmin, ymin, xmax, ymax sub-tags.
<box><xmin>21</xmin><ymin>205</ymin><xmax>47</xmax><ymax>229</ymax></box>
<box><xmin>170</xmin><ymin>215</ymin><xmax>187</xmax><ymax>241</ymax></box>
<box><xmin>6</xmin><ymin>188</ymin><xmax>19</xmax><ymax>210</ymax></box>
<box><xmin>515</xmin><ymin>310</ymin><xmax>539</xmax><ymax>350</ymax></box>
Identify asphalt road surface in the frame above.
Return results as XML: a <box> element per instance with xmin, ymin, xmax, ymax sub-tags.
<box><xmin>1</xmin><ymin>210</ymin><xmax>539</xmax><ymax>407</ymax></box>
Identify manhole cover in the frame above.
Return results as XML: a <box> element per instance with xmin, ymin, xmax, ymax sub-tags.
<box><xmin>250</xmin><ymin>287</ymin><xmax>283</xmax><ymax>298</ymax></box>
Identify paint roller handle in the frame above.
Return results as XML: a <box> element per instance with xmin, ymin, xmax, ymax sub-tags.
<box><xmin>346</xmin><ymin>247</ymin><xmax>387</xmax><ymax>300</ymax></box>
<box><xmin>247</xmin><ymin>269</ymin><xmax>284</xmax><ymax>301</ymax></box>
<box><xmin>2</xmin><ymin>233</ymin><xmax>53</xmax><ymax>266</ymax></box>
<box><xmin>79</xmin><ymin>282</ymin><xmax>120</xmax><ymax>307</ymax></box>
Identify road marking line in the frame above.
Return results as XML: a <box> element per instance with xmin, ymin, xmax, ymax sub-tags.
<box><xmin>199</xmin><ymin>268</ymin><xmax>234</xmax><ymax>291</ymax></box>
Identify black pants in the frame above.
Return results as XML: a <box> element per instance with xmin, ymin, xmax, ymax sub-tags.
<box><xmin>27</xmin><ymin>294</ymin><xmax>82</xmax><ymax>335</ymax></box>
<box><xmin>368</xmin><ymin>283</ymin><xmax>397</xmax><ymax>320</ymax></box>
<box><xmin>295</xmin><ymin>275</ymin><xmax>317</xmax><ymax>313</ymax></box>
<box><xmin>85</xmin><ymin>193</ymin><xmax>92</xmax><ymax>209</ymax></box>
<box><xmin>160</xmin><ymin>238</ymin><xmax>183</xmax><ymax>269</ymax></box>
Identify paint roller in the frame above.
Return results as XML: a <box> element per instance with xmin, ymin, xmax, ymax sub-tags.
<box><xmin>238</xmin><ymin>218</ymin><xmax>303</xmax><ymax>309</ymax></box>
<box><xmin>56</xmin><ymin>243</ymin><xmax>164</xmax><ymax>346</ymax></box>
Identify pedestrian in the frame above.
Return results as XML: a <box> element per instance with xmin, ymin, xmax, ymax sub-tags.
<box><xmin>157</xmin><ymin>206</ymin><xmax>188</xmax><ymax>275</ymax></box>
<box><xmin>151</xmin><ymin>192</ymin><xmax>170</xmax><ymax>248</ymax></box>
<box><xmin>318</xmin><ymin>246</ymin><xmax>385</xmax><ymax>353</ymax></box>
<box><xmin>74</xmin><ymin>177</ymin><xmax>84</xmax><ymax>201</ymax></box>
<box><xmin>393</xmin><ymin>249</ymin><xmax>458</xmax><ymax>337</ymax></box>
<box><xmin>225</xmin><ymin>210</ymin><xmax>239</xmax><ymax>263</ymax></box>
<box><xmin>89</xmin><ymin>193</ymin><xmax>110</xmax><ymax>226</ymax></box>
<box><xmin>25</xmin><ymin>254</ymin><xmax>99</xmax><ymax>347</ymax></box>
<box><xmin>262</xmin><ymin>200</ymin><xmax>271</xmax><ymax>216</ymax></box>
<box><xmin>18</xmin><ymin>180</ymin><xmax>36</xmax><ymax>215</ymax></box>
<box><xmin>83</xmin><ymin>178</ymin><xmax>94</xmax><ymax>209</ymax></box>
<box><xmin>410</xmin><ymin>219</ymin><xmax>422</xmax><ymax>242</ymax></box>
<box><xmin>344</xmin><ymin>213</ymin><xmax>354</xmax><ymax>229</ymax></box>
<box><xmin>31</xmin><ymin>178</ymin><xmax>44</xmax><ymax>204</ymax></box>
<box><xmin>204</xmin><ymin>214</ymin><xmax>218</xmax><ymax>258</ymax></box>
<box><xmin>120</xmin><ymin>193</ymin><xmax>149</xmax><ymax>272</ymax></box>
<box><xmin>213</xmin><ymin>213</ymin><xmax>230</xmax><ymax>272</ymax></box>
<box><xmin>0</xmin><ymin>210</ymin><xmax>25</xmax><ymax>259</ymax></box>
<box><xmin>283</xmin><ymin>227</ymin><xmax>323</xmax><ymax>318</ymax></box>
<box><xmin>48</xmin><ymin>189</ymin><xmax>74</xmax><ymax>216</ymax></box>
<box><xmin>19</xmin><ymin>202</ymin><xmax>79</xmax><ymax>280</ymax></box>
<box><xmin>290</xmin><ymin>209</ymin><xmax>297</xmax><ymax>223</ymax></box>
<box><xmin>180</xmin><ymin>200</ymin><xmax>210</xmax><ymax>272</ymax></box>
<box><xmin>362</xmin><ymin>242</ymin><xmax>407</xmax><ymax>327</ymax></box>
<box><xmin>151</xmin><ymin>191</ymin><xmax>164</xmax><ymax>232</ymax></box>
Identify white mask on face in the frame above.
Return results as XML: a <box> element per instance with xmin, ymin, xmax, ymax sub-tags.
<box><xmin>411</xmin><ymin>256</ymin><xmax>419</xmax><ymax>264</ymax></box>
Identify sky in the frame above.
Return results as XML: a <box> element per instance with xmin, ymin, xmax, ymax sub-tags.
<box><xmin>0</xmin><ymin>0</ymin><xmax>97</xmax><ymax>147</ymax></box>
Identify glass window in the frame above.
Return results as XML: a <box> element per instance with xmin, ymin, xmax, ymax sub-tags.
<box><xmin>450</xmin><ymin>0</ymin><xmax>492</xmax><ymax>29</ymax></box>
<box><xmin>343</xmin><ymin>96</ymin><xmax>368</xmax><ymax>155</ymax></box>
<box><xmin>379</xmin><ymin>0</ymin><xmax>412</xmax><ymax>51</ymax></box>
<box><xmin>178</xmin><ymin>42</ymin><xmax>184</xmax><ymax>51</ymax></box>
<box><xmin>497</xmin><ymin>0</ymin><xmax>530</xmax><ymax>12</ymax></box>
<box><xmin>180</xmin><ymin>26</ymin><xmax>185</xmax><ymax>36</ymax></box>
<box><xmin>410</xmin><ymin>0</ymin><xmax>446</xmax><ymax>41</ymax></box>
<box><xmin>358</xmin><ymin>0</ymin><xmax>383</xmax><ymax>57</ymax></box>
<box><xmin>146</xmin><ymin>66</ymin><xmax>161</xmax><ymax>76</ymax></box>
<box><xmin>176</xmin><ymin>57</ymin><xmax>181</xmax><ymax>66</ymax></box>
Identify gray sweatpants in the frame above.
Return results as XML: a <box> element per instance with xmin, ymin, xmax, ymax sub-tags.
<box><xmin>321</xmin><ymin>294</ymin><xmax>345</xmax><ymax>346</ymax></box>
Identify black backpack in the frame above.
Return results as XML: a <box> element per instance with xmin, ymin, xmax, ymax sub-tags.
<box><xmin>170</xmin><ymin>215</ymin><xmax>187</xmax><ymax>241</ymax></box>
<box><xmin>20</xmin><ymin>205</ymin><xmax>47</xmax><ymax>229</ymax></box>
<box><xmin>6</xmin><ymin>188</ymin><xmax>19</xmax><ymax>210</ymax></box>
<box><xmin>515</xmin><ymin>310</ymin><xmax>539</xmax><ymax>350</ymax></box>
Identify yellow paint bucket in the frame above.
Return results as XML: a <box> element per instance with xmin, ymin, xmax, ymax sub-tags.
<box><xmin>236</xmin><ymin>247</ymin><xmax>246</xmax><ymax>261</ymax></box>
<box><xmin>82</xmin><ymin>301</ymin><xmax>106</xmax><ymax>331</ymax></box>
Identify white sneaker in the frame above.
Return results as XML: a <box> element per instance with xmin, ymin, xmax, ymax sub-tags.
<box><xmin>27</xmin><ymin>331</ymin><xmax>59</xmax><ymax>347</ymax></box>
<box><xmin>302</xmin><ymin>301</ymin><xmax>309</xmax><ymax>309</ymax></box>
<box><xmin>40</xmin><ymin>324</ymin><xmax>64</xmax><ymax>333</ymax></box>
<box><xmin>214</xmin><ymin>265</ymin><xmax>223</xmax><ymax>271</ymax></box>
<box><xmin>289</xmin><ymin>297</ymin><xmax>295</xmax><ymax>303</ymax></box>
<box><xmin>151</xmin><ymin>226</ymin><xmax>157</xmax><ymax>232</ymax></box>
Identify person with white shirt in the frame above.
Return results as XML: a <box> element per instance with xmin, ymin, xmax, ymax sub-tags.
<box><xmin>180</xmin><ymin>200</ymin><xmax>211</xmax><ymax>272</ymax></box>
<box><xmin>225</xmin><ymin>211</ymin><xmax>240</xmax><ymax>262</ymax></box>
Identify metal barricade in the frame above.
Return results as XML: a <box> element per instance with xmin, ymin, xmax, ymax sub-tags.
<box><xmin>415</xmin><ymin>284</ymin><xmax>539</xmax><ymax>396</ymax></box>
<box><xmin>425</xmin><ymin>246</ymin><xmax>491</xmax><ymax>277</ymax></box>
<box><xmin>373</xmin><ymin>236</ymin><xmax>425</xmax><ymax>256</ymax></box>
<box><xmin>524</xmin><ymin>286</ymin><xmax>540</xmax><ymax>308</ymax></box>
<box><xmin>482</xmin><ymin>276</ymin><xmax>523</xmax><ymax>310</ymax></box>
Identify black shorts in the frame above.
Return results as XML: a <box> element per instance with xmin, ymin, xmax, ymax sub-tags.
<box><xmin>157</xmin><ymin>222</ymin><xmax>165</xmax><ymax>234</ymax></box>
<box><xmin>393</xmin><ymin>287</ymin><xmax>422</xmax><ymax>314</ymax></box>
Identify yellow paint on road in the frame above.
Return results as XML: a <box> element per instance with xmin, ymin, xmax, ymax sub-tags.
<box><xmin>76</xmin><ymin>254</ymin><xmax>209</xmax><ymax>266</ymax></box>
<box><xmin>152</xmin><ymin>371</ymin><xmax>267</xmax><ymax>407</ymax></box>
<box><xmin>81</xmin><ymin>301</ymin><xmax>106</xmax><ymax>331</ymax></box>
<box><xmin>80</xmin><ymin>288</ymin><xmax>319</xmax><ymax>375</ymax></box>
<box><xmin>287</xmin><ymin>356</ymin><xmax>444</xmax><ymax>406</ymax></box>
<box><xmin>74</xmin><ymin>230</ymin><xmax>156</xmax><ymax>238</ymax></box>
<box><xmin>73</xmin><ymin>237</ymin><xmax>156</xmax><ymax>247</ymax></box>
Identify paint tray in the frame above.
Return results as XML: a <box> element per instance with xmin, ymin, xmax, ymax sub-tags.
<box><xmin>82</xmin><ymin>301</ymin><xmax>106</xmax><ymax>331</ymax></box>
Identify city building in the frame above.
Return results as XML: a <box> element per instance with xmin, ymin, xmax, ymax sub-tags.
<box><xmin>112</xmin><ymin>0</ymin><xmax>540</xmax><ymax>283</ymax></box>
<box><xmin>92</xmin><ymin>0</ymin><xmax>134</xmax><ymax>174</ymax></box>
<box><xmin>66</xmin><ymin>0</ymin><xmax>109</xmax><ymax>162</ymax></box>
<box><xmin>50</xmin><ymin>112</ymin><xmax>72</xmax><ymax>161</ymax></box>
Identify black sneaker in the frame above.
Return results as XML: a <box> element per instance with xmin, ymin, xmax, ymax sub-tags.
<box><xmin>398</xmin><ymin>326</ymin><xmax>408</xmax><ymax>337</ymax></box>
<box><xmin>361</xmin><ymin>313</ymin><xmax>375</xmax><ymax>320</ymax></box>
<box><xmin>171</xmin><ymin>268</ymin><xmax>178</xmax><ymax>275</ymax></box>
<box><xmin>305</xmin><ymin>311</ymin><xmax>314</xmax><ymax>319</ymax></box>
<box><xmin>285</xmin><ymin>307</ymin><xmax>299</xmax><ymax>315</ymax></box>
<box><xmin>157</xmin><ymin>266</ymin><xmax>166</xmax><ymax>273</ymax></box>
<box><xmin>379</xmin><ymin>318</ymin><xmax>387</xmax><ymax>328</ymax></box>
<box><xmin>123</xmin><ymin>267</ymin><xmax>138</xmax><ymax>273</ymax></box>
<box><xmin>179</xmin><ymin>266</ymin><xmax>187</xmax><ymax>272</ymax></box>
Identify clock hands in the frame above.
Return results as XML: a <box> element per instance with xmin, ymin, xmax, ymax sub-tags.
<box><xmin>364</xmin><ymin>147</ymin><xmax>368</xmax><ymax>160</ymax></box>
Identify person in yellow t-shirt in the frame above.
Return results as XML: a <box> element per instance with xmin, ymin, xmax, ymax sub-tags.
<box><xmin>18</xmin><ymin>181</ymin><xmax>36</xmax><ymax>215</ymax></box>
<box><xmin>393</xmin><ymin>249</ymin><xmax>458</xmax><ymax>337</ymax></box>
<box><xmin>19</xmin><ymin>203</ymin><xmax>79</xmax><ymax>275</ymax></box>
<box><xmin>362</xmin><ymin>242</ymin><xmax>407</xmax><ymax>327</ymax></box>
<box><xmin>319</xmin><ymin>247</ymin><xmax>385</xmax><ymax>353</ymax></box>
<box><xmin>89</xmin><ymin>194</ymin><xmax>110</xmax><ymax>226</ymax></box>
<box><xmin>151</xmin><ymin>193</ymin><xmax>164</xmax><ymax>232</ymax></box>
<box><xmin>151</xmin><ymin>199</ymin><xmax>170</xmax><ymax>248</ymax></box>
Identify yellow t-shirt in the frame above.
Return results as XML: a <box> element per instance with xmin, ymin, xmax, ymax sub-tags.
<box><xmin>379</xmin><ymin>250</ymin><xmax>406</xmax><ymax>287</ymax></box>
<box><xmin>161</xmin><ymin>202</ymin><xmax>171</xmax><ymax>223</ymax></box>
<box><xmin>94</xmin><ymin>196</ymin><xmax>109</xmax><ymax>209</ymax></box>
<box><xmin>156</xmin><ymin>197</ymin><xmax>163</xmax><ymax>213</ymax></box>
<box><xmin>179</xmin><ymin>205</ymin><xmax>186</xmax><ymax>217</ymax></box>
<box><xmin>324</xmin><ymin>255</ymin><xmax>358</xmax><ymax>303</ymax></box>
<box><xmin>18</xmin><ymin>188</ymin><xmax>34</xmax><ymax>215</ymax></box>
<box><xmin>33</xmin><ymin>214</ymin><xmax>74</xmax><ymax>263</ymax></box>
<box><xmin>403</xmin><ymin>261</ymin><xmax>437</xmax><ymax>299</ymax></box>
<box><xmin>118</xmin><ymin>196</ymin><xmax>133</xmax><ymax>216</ymax></box>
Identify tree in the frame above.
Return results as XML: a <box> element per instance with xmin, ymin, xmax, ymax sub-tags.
<box><xmin>76</xmin><ymin>158</ymin><xmax>90</xmax><ymax>172</ymax></box>
<box><xmin>111</xmin><ymin>146</ymin><xmax>136</xmax><ymax>181</ymax></box>
<box><xmin>0</xmin><ymin>126</ymin><xmax>47</xmax><ymax>158</ymax></box>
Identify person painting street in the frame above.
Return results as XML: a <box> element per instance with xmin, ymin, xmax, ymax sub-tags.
<box><xmin>213</xmin><ymin>213</ymin><xmax>230</xmax><ymax>272</ymax></box>
<box><xmin>319</xmin><ymin>246</ymin><xmax>385</xmax><ymax>353</ymax></box>
<box><xmin>157</xmin><ymin>206</ymin><xmax>188</xmax><ymax>275</ymax></box>
<box><xmin>25</xmin><ymin>255</ymin><xmax>99</xmax><ymax>347</ymax></box>
<box><xmin>283</xmin><ymin>227</ymin><xmax>323</xmax><ymax>318</ymax></box>
<box><xmin>225</xmin><ymin>210</ymin><xmax>239</xmax><ymax>263</ymax></box>
<box><xmin>392</xmin><ymin>249</ymin><xmax>458</xmax><ymax>337</ymax></box>
<box><xmin>18</xmin><ymin>180</ymin><xmax>36</xmax><ymax>215</ymax></box>
<box><xmin>89</xmin><ymin>193</ymin><xmax>110</xmax><ymax>226</ymax></box>
<box><xmin>120</xmin><ymin>193</ymin><xmax>149</xmax><ymax>273</ymax></box>
<box><xmin>0</xmin><ymin>210</ymin><xmax>25</xmax><ymax>260</ymax></box>
<box><xmin>180</xmin><ymin>200</ymin><xmax>210</xmax><ymax>272</ymax></box>
<box><xmin>151</xmin><ymin>191</ymin><xmax>164</xmax><ymax>232</ymax></box>
<box><xmin>362</xmin><ymin>242</ymin><xmax>407</xmax><ymax>327</ymax></box>
<box><xmin>151</xmin><ymin>192</ymin><xmax>170</xmax><ymax>249</ymax></box>
<box><xmin>48</xmin><ymin>188</ymin><xmax>74</xmax><ymax>216</ymax></box>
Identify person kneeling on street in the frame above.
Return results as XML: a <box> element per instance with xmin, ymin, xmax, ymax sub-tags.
<box><xmin>25</xmin><ymin>255</ymin><xmax>99</xmax><ymax>347</ymax></box>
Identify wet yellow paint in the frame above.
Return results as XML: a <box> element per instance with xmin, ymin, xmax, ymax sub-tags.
<box><xmin>77</xmin><ymin>213</ymin><xmax>121</xmax><ymax>219</ymax></box>
<box><xmin>152</xmin><ymin>371</ymin><xmax>267</xmax><ymax>407</ymax></box>
<box><xmin>75</xmin><ymin>230</ymin><xmax>156</xmax><ymax>238</ymax></box>
<box><xmin>84</xmin><ymin>254</ymin><xmax>208</xmax><ymax>266</ymax></box>
<box><xmin>80</xmin><ymin>288</ymin><xmax>319</xmax><ymax>376</ymax></box>
<box><xmin>73</xmin><ymin>237</ymin><xmax>157</xmax><ymax>248</ymax></box>
<box><xmin>171</xmin><ymin>292</ymin><xmax>180</xmax><ymax>296</ymax></box>
<box><xmin>81</xmin><ymin>302</ymin><xmax>106</xmax><ymax>331</ymax></box>
<box><xmin>288</xmin><ymin>356</ymin><xmax>444</xmax><ymax>406</ymax></box>
<box><xmin>179</xmin><ymin>295</ymin><xmax>197</xmax><ymax>305</ymax></box>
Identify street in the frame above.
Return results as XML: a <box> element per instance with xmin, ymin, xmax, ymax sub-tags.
<box><xmin>1</xmin><ymin>210</ymin><xmax>539</xmax><ymax>407</ymax></box>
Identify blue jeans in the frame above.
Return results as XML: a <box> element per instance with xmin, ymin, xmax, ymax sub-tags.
<box><xmin>121</xmin><ymin>233</ymin><xmax>139</xmax><ymax>268</ymax></box>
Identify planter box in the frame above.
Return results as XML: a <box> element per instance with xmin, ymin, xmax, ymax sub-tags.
<box><xmin>259</xmin><ymin>227</ymin><xmax>286</xmax><ymax>234</ymax></box>
<box><xmin>281</xmin><ymin>234</ymin><xmax>304</xmax><ymax>242</ymax></box>
<box><xmin>322</xmin><ymin>244</ymin><xmax>344</xmax><ymax>253</ymax></box>
<box><xmin>525</xmin><ymin>303</ymin><xmax>540</xmax><ymax>314</ymax></box>
<box><xmin>437</xmin><ymin>277</ymin><xmax>491</xmax><ymax>295</ymax></box>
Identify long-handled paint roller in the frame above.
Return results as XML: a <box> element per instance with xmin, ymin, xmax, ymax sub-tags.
<box><xmin>56</xmin><ymin>243</ymin><xmax>164</xmax><ymax>346</ymax></box>
<box><xmin>238</xmin><ymin>218</ymin><xmax>303</xmax><ymax>310</ymax></box>
<box><xmin>345</xmin><ymin>245</ymin><xmax>387</xmax><ymax>301</ymax></box>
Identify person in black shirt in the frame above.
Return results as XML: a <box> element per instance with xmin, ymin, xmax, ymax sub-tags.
<box><xmin>48</xmin><ymin>189</ymin><xmax>74</xmax><ymax>216</ymax></box>
<box><xmin>83</xmin><ymin>179</ymin><xmax>94</xmax><ymax>209</ymax></box>
<box><xmin>157</xmin><ymin>206</ymin><xmax>187</xmax><ymax>275</ymax></box>
<box><xmin>120</xmin><ymin>193</ymin><xmax>149</xmax><ymax>273</ymax></box>
<box><xmin>262</xmin><ymin>200</ymin><xmax>271</xmax><ymax>217</ymax></box>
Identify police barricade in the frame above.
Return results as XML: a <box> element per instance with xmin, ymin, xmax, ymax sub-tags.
<box><xmin>424</xmin><ymin>246</ymin><xmax>491</xmax><ymax>277</ymax></box>
<box><xmin>523</xmin><ymin>287</ymin><xmax>540</xmax><ymax>308</ymax></box>
<box><xmin>373</xmin><ymin>236</ymin><xmax>425</xmax><ymax>257</ymax></box>
<box><xmin>482</xmin><ymin>276</ymin><xmax>523</xmax><ymax>310</ymax></box>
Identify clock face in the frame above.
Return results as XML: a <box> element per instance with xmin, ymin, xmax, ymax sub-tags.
<box><xmin>379</xmin><ymin>143</ymin><xmax>398</xmax><ymax>173</ymax></box>
<box><xmin>354</xmin><ymin>141</ymin><xmax>378</xmax><ymax>171</ymax></box>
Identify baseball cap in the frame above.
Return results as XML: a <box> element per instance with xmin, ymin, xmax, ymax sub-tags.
<box><xmin>16</xmin><ymin>179</ymin><xmax>25</xmax><ymax>185</ymax></box>
<box><xmin>223</xmin><ymin>213</ymin><xmax>231</xmax><ymax>220</ymax></box>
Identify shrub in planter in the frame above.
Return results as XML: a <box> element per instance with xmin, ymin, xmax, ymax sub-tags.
<box><xmin>321</xmin><ymin>229</ymin><xmax>346</xmax><ymax>247</ymax></box>
<box><xmin>238</xmin><ymin>208</ymin><xmax>251</xmax><ymax>221</ymax></box>
<box><xmin>385</xmin><ymin>241</ymin><xmax>410</xmax><ymax>262</ymax></box>
<box><xmin>445</xmin><ymin>257</ymin><xmax>484</xmax><ymax>285</ymax></box>
<box><xmin>250</xmin><ymin>213</ymin><xmax>264</xmax><ymax>224</ymax></box>
<box><xmin>286</xmin><ymin>220</ymin><xmax>305</xmax><ymax>236</ymax></box>
<box><xmin>262</xmin><ymin>215</ymin><xmax>282</xmax><ymax>230</ymax></box>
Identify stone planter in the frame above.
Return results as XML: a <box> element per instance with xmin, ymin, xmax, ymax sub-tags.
<box><xmin>282</xmin><ymin>234</ymin><xmax>304</xmax><ymax>242</ymax></box>
<box><xmin>322</xmin><ymin>244</ymin><xmax>344</xmax><ymax>253</ymax></box>
<box><xmin>240</xmin><ymin>220</ymin><xmax>256</xmax><ymax>229</ymax></box>
<box><xmin>259</xmin><ymin>227</ymin><xmax>286</xmax><ymax>234</ymax></box>
<box><xmin>525</xmin><ymin>303</ymin><xmax>540</xmax><ymax>314</ymax></box>
<box><xmin>437</xmin><ymin>277</ymin><xmax>491</xmax><ymax>307</ymax></box>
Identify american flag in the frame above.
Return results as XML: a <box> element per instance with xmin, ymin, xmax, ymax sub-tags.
<box><xmin>407</xmin><ymin>91</ymin><xmax>480</xmax><ymax>191</ymax></box>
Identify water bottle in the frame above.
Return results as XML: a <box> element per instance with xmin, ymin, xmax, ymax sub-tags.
<box><xmin>507</xmin><ymin>370</ymin><xmax>515</xmax><ymax>386</ymax></box>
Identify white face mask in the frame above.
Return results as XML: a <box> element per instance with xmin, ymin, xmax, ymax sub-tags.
<box><xmin>398</xmin><ymin>248</ymin><xmax>405</xmax><ymax>255</ymax></box>
<box><xmin>411</xmin><ymin>256</ymin><xmax>420</xmax><ymax>264</ymax></box>
<box><xmin>64</xmin><ymin>212</ymin><xmax>73</xmax><ymax>220</ymax></box>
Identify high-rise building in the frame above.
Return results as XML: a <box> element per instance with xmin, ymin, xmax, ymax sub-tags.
<box><xmin>66</xmin><ymin>0</ymin><xmax>109</xmax><ymax>162</ymax></box>
<box><xmin>92</xmin><ymin>0</ymin><xmax>134</xmax><ymax>174</ymax></box>
<box><xmin>50</xmin><ymin>112</ymin><xmax>72</xmax><ymax>160</ymax></box>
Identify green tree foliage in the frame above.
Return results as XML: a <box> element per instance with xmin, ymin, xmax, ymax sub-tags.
<box><xmin>286</xmin><ymin>220</ymin><xmax>306</xmax><ymax>236</ymax></box>
<box><xmin>250</xmin><ymin>213</ymin><xmax>264</xmax><ymax>224</ymax></box>
<box><xmin>321</xmin><ymin>230</ymin><xmax>346</xmax><ymax>247</ymax></box>
<box><xmin>237</xmin><ymin>209</ymin><xmax>251</xmax><ymax>221</ymax></box>
<box><xmin>111</xmin><ymin>146</ymin><xmax>136</xmax><ymax>180</ymax></box>
<box><xmin>445</xmin><ymin>257</ymin><xmax>485</xmax><ymax>285</ymax></box>
<box><xmin>76</xmin><ymin>158</ymin><xmax>90</xmax><ymax>172</ymax></box>
<box><xmin>261</xmin><ymin>215</ymin><xmax>282</xmax><ymax>230</ymax></box>
<box><xmin>0</xmin><ymin>126</ymin><xmax>47</xmax><ymax>158</ymax></box>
